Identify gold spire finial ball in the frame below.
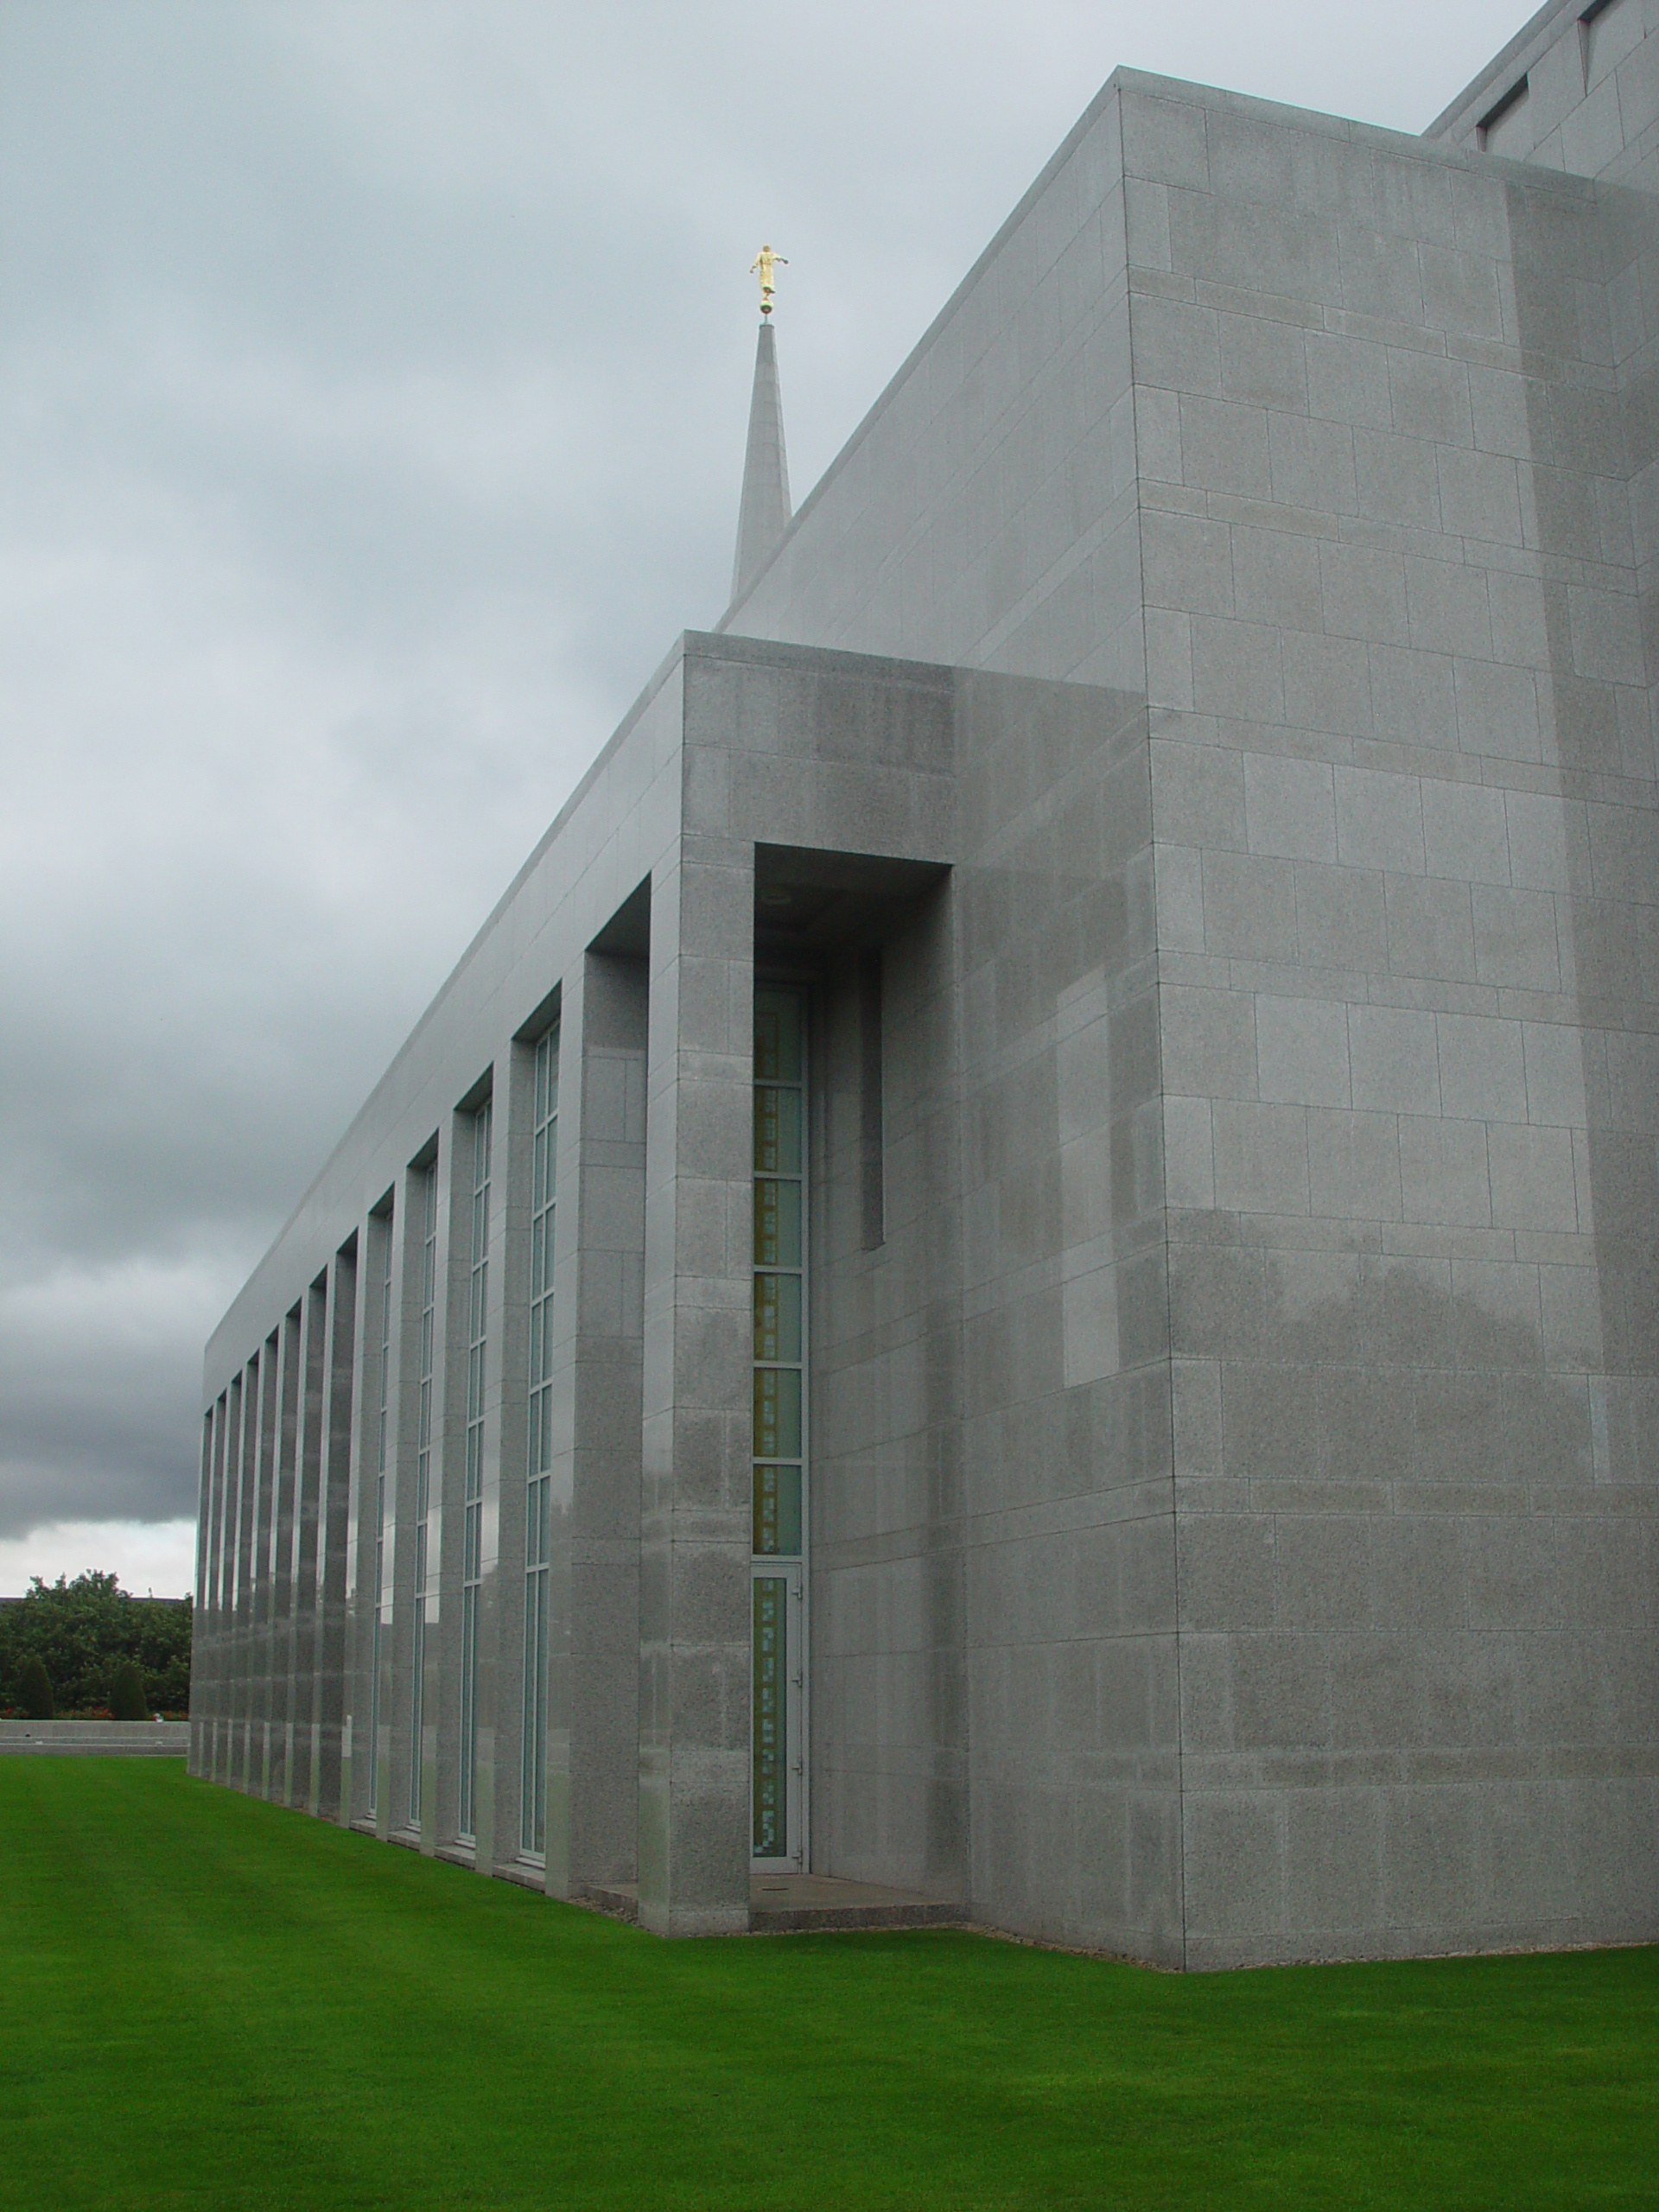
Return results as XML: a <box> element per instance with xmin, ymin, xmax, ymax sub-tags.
<box><xmin>750</xmin><ymin>243</ymin><xmax>788</xmax><ymax>315</ymax></box>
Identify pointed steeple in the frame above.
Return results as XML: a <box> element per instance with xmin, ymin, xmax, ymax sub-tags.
<box><xmin>731</xmin><ymin>318</ymin><xmax>791</xmax><ymax>604</ymax></box>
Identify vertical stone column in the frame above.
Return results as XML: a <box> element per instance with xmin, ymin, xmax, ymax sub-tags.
<box><xmin>232</xmin><ymin>1353</ymin><xmax>255</xmax><ymax>1787</ymax></box>
<box><xmin>540</xmin><ymin>950</ymin><xmax>648</xmax><ymax>1897</ymax></box>
<box><xmin>418</xmin><ymin>1123</ymin><xmax>458</xmax><ymax>1852</ymax></box>
<box><xmin>245</xmin><ymin>1367</ymin><xmax>261</xmax><ymax>1784</ymax></box>
<box><xmin>571</xmin><ymin>951</ymin><xmax>648</xmax><ymax>1894</ymax></box>
<box><xmin>315</xmin><ymin>1241</ymin><xmax>357</xmax><ymax>1820</ymax></box>
<box><xmin>231</xmin><ymin>1362</ymin><xmax>257</xmax><ymax>1789</ymax></box>
<box><xmin>375</xmin><ymin>1185</ymin><xmax>418</xmax><ymax>1837</ymax></box>
<box><xmin>329</xmin><ymin>1232</ymin><xmax>366</xmax><ymax>1825</ymax></box>
<box><xmin>433</xmin><ymin>1090</ymin><xmax>495</xmax><ymax>1863</ymax></box>
<box><xmin>486</xmin><ymin>1037</ymin><xmax>536</xmax><ymax>1871</ymax></box>
<box><xmin>190</xmin><ymin>1410</ymin><xmax>213</xmax><ymax>1775</ymax></box>
<box><xmin>214</xmin><ymin>1375</ymin><xmax>242</xmax><ymax>1784</ymax></box>
<box><xmin>270</xmin><ymin>1306</ymin><xmax>301</xmax><ymax>1804</ymax></box>
<box><xmin>247</xmin><ymin>1338</ymin><xmax>274</xmax><ymax>1795</ymax></box>
<box><xmin>193</xmin><ymin>1402</ymin><xmax>221</xmax><ymax>1776</ymax></box>
<box><xmin>200</xmin><ymin>1396</ymin><xmax>223</xmax><ymax>1779</ymax></box>
<box><xmin>639</xmin><ymin>838</ymin><xmax>754</xmax><ymax>1936</ymax></box>
<box><xmin>246</xmin><ymin>1355</ymin><xmax>264</xmax><ymax>1788</ymax></box>
<box><xmin>288</xmin><ymin>1274</ymin><xmax>327</xmax><ymax>1811</ymax></box>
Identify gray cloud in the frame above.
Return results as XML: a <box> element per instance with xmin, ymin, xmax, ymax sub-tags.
<box><xmin>0</xmin><ymin>0</ymin><xmax>1524</xmax><ymax>1543</ymax></box>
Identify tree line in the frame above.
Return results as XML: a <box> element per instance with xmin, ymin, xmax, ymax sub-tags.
<box><xmin>0</xmin><ymin>1572</ymin><xmax>192</xmax><ymax>1719</ymax></box>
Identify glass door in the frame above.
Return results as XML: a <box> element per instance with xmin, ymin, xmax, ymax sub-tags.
<box><xmin>753</xmin><ymin>985</ymin><xmax>806</xmax><ymax>1870</ymax></box>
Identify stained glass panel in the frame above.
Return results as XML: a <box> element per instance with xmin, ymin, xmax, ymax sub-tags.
<box><xmin>752</xmin><ymin>1465</ymin><xmax>802</xmax><ymax>1557</ymax></box>
<box><xmin>753</xmin><ymin>990</ymin><xmax>803</xmax><ymax>1083</ymax></box>
<box><xmin>753</xmin><ymin>1086</ymin><xmax>802</xmax><ymax>1174</ymax></box>
<box><xmin>753</xmin><ymin>1577</ymin><xmax>787</xmax><ymax>1856</ymax></box>
<box><xmin>753</xmin><ymin>1273</ymin><xmax>801</xmax><ymax>1363</ymax></box>
<box><xmin>753</xmin><ymin>1179</ymin><xmax>801</xmax><ymax>1268</ymax></box>
<box><xmin>753</xmin><ymin>1366</ymin><xmax>802</xmax><ymax>1460</ymax></box>
<box><xmin>753</xmin><ymin>983</ymin><xmax>804</xmax><ymax>1866</ymax></box>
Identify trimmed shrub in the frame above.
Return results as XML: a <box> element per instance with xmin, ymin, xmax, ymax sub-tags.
<box><xmin>109</xmin><ymin>1659</ymin><xmax>149</xmax><ymax>1721</ymax></box>
<box><xmin>17</xmin><ymin>1654</ymin><xmax>54</xmax><ymax>1719</ymax></box>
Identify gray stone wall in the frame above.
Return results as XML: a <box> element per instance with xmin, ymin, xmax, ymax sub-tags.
<box><xmin>652</xmin><ymin>642</ymin><xmax>958</xmax><ymax>1933</ymax></box>
<box><xmin>1124</xmin><ymin>74</ymin><xmax>1658</xmax><ymax>1966</ymax></box>
<box><xmin>192</xmin><ymin>16</ymin><xmax>1658</xmax><ymax>1967</ymax></box>
<box><xmin>952</xmin><ymin>673</ymin><xmax>1178</xmax><ymax>1961</ymax></box>
<box><xmin>810</xmin><ymin>894</ymin><xmax>969</xmax><ymax>1904</ymax></box>
<box><xmin>562</xmin><ymin>950</ymin><xmax>648</xmax><ymax>1895</ymax></box>
<box><xmin>717</xmin><ymin>53</ymin><xmax>1656</xmax><ymax>1963</ymax></box>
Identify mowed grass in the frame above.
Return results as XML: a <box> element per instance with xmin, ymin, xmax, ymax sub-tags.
<box><xmin>2</xmin><ymin>1763</ymin><xmax>1654</xmax><ymax>2210</ymax></box>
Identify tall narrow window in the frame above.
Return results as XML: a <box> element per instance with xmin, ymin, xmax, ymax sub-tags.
<box><xmin>369</xmin><ymin>1211</ymin><xmax>392</xmax><ymax>1819</ymax></box>
<box><xmin>458</xmin><ymin>1103</ymin><xmax>492</xmax><ymax>1843</ymax></box>
<box><xmin>522</xmin><ymin>1023</ymin><xmax>558</xmax><ymax>1859</ymax></box>
<box><xmin>408</xmin><ymin>1167</ymin><xmax>438</xmax><ymax>1827</ymax></box>
<box><xmin>753</xmin><ymin>985</ymin><xmax>806</xmax><ymax>1866</ymax></box>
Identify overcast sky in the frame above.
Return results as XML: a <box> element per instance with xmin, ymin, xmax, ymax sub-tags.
<box><xmin>0</xmin><ymin>0</ymin><xmax>1527</xmax><ymax>1595</ymax></box>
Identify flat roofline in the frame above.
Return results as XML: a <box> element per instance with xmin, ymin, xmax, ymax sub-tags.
<box><xmin>206</xmin><ymin>629</ymin><xmax>963</xmax><ymax>1373</ymax></box>
<box><xmin>1105</xmin><ymin>60</ymin><xmax>1590</xmax><ymax>168</ymax></box>
<box><xmin>301</xmin><ymin>628</ymin><xmax>956</xmax><ymax>1173</ymax></box>
<box><xmin>336</xmin><ymin>628</ymin><xmax>957</xmax><ymax>1148</ymax></box>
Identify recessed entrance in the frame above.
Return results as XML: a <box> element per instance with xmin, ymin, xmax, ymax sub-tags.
<box><xmin>752</xmin><ymin>983</ymin><xmax>807</xmax><ymax>1870</ymax></box>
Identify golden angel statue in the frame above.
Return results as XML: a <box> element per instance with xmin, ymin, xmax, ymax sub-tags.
<box><xmin>751</xmin><ymin>244</ymin><xmax>788</xmax><ymax>315</ymax></box>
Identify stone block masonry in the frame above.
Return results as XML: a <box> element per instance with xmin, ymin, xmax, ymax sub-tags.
<box><xmin>196</xmin><ymin>3</ymin><xmax>1657</xmax><ymax>1966</ymax></box>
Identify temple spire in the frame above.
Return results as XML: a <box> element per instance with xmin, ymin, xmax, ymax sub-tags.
<box><xmin>731</xmin><ymin>296</ymin><xmax>791</xmax><ymax>605</ymax></box>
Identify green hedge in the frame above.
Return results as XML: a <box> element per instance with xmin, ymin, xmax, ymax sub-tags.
<box><xmin>0</xmin><ymin>1573</ymin><xmax>190</xmax><ymax>1717</ymax></box>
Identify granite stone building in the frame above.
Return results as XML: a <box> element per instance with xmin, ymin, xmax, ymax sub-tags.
<box><xmin>193</xmin><ymin>0</ymin><xmax>1659</xmax><ymax>1967</ymax></box>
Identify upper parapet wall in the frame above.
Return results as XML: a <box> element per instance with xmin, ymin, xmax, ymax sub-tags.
<box><xmin>720</xmin><ymin>61</ymin><xmax>1603</xmax><ymax>691</ymax></box>
<box><xmin>1427</xmin><ymin>0</ymin><xmax>1659</xmax><ymax>184</ymax></box>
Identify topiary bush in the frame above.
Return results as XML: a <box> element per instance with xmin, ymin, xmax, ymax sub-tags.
<box><xmin>17</xmin><ymin>1654</ymin><xmax>54</xmax><ymax>1720</ymax></box>
<box><xmin>109</xmin><ymin>1659</ymin><xmax>149</xmax><ymax>1721</ymax></box>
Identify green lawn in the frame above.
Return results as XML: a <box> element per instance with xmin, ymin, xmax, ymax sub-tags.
<box><xmin>2</xmin><ymin>1762</ymin><xmax>1653</xmax><ymax>2209</ymax></box>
